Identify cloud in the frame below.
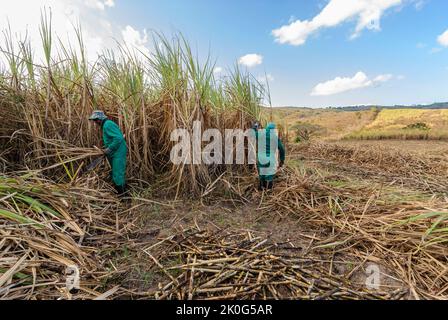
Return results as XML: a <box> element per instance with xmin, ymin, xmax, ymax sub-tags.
<box><xmin>373</xmin><ymin>74</ymin><xmax>393</xmax><ymax>82</ymax></box>
<box><xmin>213</xmin><ymin>67</ymin><xmax>223</xmax><ymax>74</ymax></box>
<box><xmin>0</xmin><ymin>1</ymin><xmax>153</xmax><ymax>64</ymax></box>
<box><xmin>121</xmin><ymin>25</ymin><xmax>150</xmax><ymax>56</ymax></box>
<box><xmin>84</xmin><ymin>0</ymin><xmax>115</xmax><ymax>11</ymax></box>
<box><xmin>0</xmin><ymin>0</ymin><xmax>117</xmax><ymax>63</ymax></box>
<box><xmin>272</xmin><ymin>0</ymin><xmax>402</xmax><ymax>46</ymax></box>
<box><xmin>238</xmin><ymin>54</ymin><xmax>263</xmax><ymax>68</ymax></box>
<box><xmin>311</xmin><ymin>71</ymin><xmax>393</xmax><ymax>96</ymax></box>
<box><xmin>104</xmin><ymin>0</ymin><xmax>115</xmax><ymax>7</ymax></box>
<box><xmin>437</xmin><ymin>29</ymin><xmax>448</xmax><ymax>47</ymax></box>
<box><xmin>430</xmin><ymin>47</ymin><xmax>442</xmax><ymax>54</ymax></box>
<box><xmin>413</xmin><ymin>0</ymin><xmax>427</xmax><ymax>10</ymax></box>
<box><xmin>257</xmin><ymin>73</ymin><xmax>274</xmax><ymax>83</ymax></box>
<box><xmin>416</xmin><ymin>42</ymin><xmax>426</xmax><ymax>49</ymax></box>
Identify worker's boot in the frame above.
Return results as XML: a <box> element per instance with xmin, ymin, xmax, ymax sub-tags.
<box><xmin>115</xmin><ymin>185</ymin><xmax>126</xmax><ymax>197</ymax></box>
<box><xmin>116</xmin><ymin>185</ymin><xmax>131</xmax><ymax>204</ymax></box>
<box><xmin>266</xmin><ymin>181</ymin><xmax>274</xmax><ymax>190</ymax></box>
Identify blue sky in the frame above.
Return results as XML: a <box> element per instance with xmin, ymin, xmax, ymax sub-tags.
<box><xmin>2</xmin><ymin>0</ymin><xmax>448</xmax><ymax>107</ymax></box>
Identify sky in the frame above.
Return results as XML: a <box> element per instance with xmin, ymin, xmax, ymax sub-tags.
<box><xmin>1</xmin><ymin>0</ymin><xmax>448</xmax><ymax>108</ymax></box>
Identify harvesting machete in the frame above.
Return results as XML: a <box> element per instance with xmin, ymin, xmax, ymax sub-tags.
<box><xmin>82</xmin><ymin>156</ymin><xmax>105</xmax><ymax>175</ymax></box>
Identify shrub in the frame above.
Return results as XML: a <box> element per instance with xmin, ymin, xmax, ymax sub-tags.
<box><xmin>403</xmin><ymin>122</ymin><xmax>430</xmax><ymax>131</ymax></box>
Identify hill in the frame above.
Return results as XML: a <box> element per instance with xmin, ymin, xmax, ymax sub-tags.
<box><xmin>330</xmin><ymin>102</ymin><xmax>448</xmax><ymax>112</ymax></box>
<box><xmin>268</xmin><ymin>106</ymin><xmax>448</xmax><ymax>141</ymax></box>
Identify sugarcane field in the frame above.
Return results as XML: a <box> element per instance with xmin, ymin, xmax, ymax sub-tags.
<box><xmin>1</xmin><ymin>1</ymin><xmax>448</xmax><ymax>303</ymax></box>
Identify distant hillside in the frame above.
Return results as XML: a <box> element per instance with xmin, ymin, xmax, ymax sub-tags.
<box><xmin>330</xmin><ymin>102</ymin><xmax>448</xmax><ymax>112</ymax></box>
<box><xmin>345</xmin><ymin>108</ymin><xmax>448</xmax><ymax>140</ymax></box>
<box><xmin>268</xmin><ymin>107</ymin><xmax>378</xmax><ymax>141</ymax></box>
<box><xmin>269</xmin><ymin>105</ymin><xmax>448</xmax><ymax>141</ymax></box>
<box><xmin>274</xmin><ymin>102</ymin><xmax>448</xmax><ymax>111</ymax></box>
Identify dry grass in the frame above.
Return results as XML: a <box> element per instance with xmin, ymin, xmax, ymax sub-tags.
<box><xmin>131</xmin><ymin>163</ymin><xmax>448</xmax><ymax>300</ymax></box>
<box><xmin>269</xmin><ymin>108</ymin><xmax>378</xmax><ymax>141</ymax></box>
<box><xmin>328</xmin><ymin>140</ymin><xmax>448</xmax><ymax>157</ymax></box>
<box><xmin>346</xmin><ymin>109</ymin><xmax>448</xmax><ymax>141</ymax></box>
<box><xmin>257</xmin><ymin>167</ymin><xmax>448</xmax><ymax>299</ymax></box>
<box><xmin>367</xmin><ymin>109</ymin><xmax>448</xmax><ymax>129</ymax></box>
<box><xmin>270</xmin><ymin>108</ymin><xmax>448</xmax><ymax>141</ymax></box>
<box><xmin>345</xmin><ymin>129</ymin><xmax>448</xmax><ymax>141</ymax></box>
<box><xmin>0</xmin><ymin>173</ymin><xmax>128</xmax><ymax>299</ymax></box>
<box><xmin>148</xmin><ymin>227</ymin><xmax>400</xmax><ymax>300</ymax></box>
<box><xmin>1</xmin><ymin>151</ymin><xmax>447</xmax><ymax>300</ymax></box>
<box><xmin>302</xmin><ymin>142</ymin><xmax>448</xmax><ymax>175</ymax></box>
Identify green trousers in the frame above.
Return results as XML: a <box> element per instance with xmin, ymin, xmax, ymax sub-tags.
<box><xmin>259</xmin><ymin>175</ymin><xmax>275</xmax><ymax>182</ymax></box>
<box><xmin>107</xmin><ymin>143</ymin><xmax>127</xmax><ymax>188</ymax></box>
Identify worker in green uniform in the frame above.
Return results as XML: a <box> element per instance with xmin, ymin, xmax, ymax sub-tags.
<box><xmin>252</xmin><ymin>122</ymin><xmax>286</xmax><ymax>190</ymax></box>
<box><xmin>89</xmin><ymin>111</ymin><xmax>127</xmax><ymax>196</ymax></box>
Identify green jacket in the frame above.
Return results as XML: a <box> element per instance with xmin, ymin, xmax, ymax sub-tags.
<box><xmin>102</xmin><ymin>119</ymin><xmax>126</xmax><ymax>154</ymax></box>
<box><xmin>254</xmin><ymin>123</ymin><xmax>285</xmax><ymax>178</ymax></box>
<box><xmin>265</xmin><ymin>124</ymin><xmax>285</xmax><ymax>162</ymax></box>
<box><xmin>102</xmin><ymin>119</ymin><xmax>127</xmax><ymax>187</ymax></box>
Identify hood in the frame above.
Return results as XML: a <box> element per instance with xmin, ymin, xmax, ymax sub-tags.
<box><xmin>266</xmin><ymin>122</ymin><xmax>276</xmax><ymax>130</ymax></box>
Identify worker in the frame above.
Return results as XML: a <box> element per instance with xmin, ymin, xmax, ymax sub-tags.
<box><xmin>252</xmin><ymin>122</ymin><xmax>285</xmax><ymax>191</ymax></box>
<box><xmin>89</xmin><ymin>111</ymin><xmax>127</xmax><ymax>196</ymax></box>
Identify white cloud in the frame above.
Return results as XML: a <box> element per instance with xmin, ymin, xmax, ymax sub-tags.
<box><xmin>430</xmin><ymin>47</ymin><xmax>442</xmax><ymax>54</ymax></box>
<box><xmin>238</xmin><ymin>54</ymin><xmax>263</xmax><ymax>68</ymax></box>
<box><xmin>413</xmin><ymin>0</ymin><xmax>426</xmax><ymax>10</ymax></box>
<box><xmin>0</xmin><ymin>1</ymin><xmax>153</xmax><ymax>65</ymax></box>
<box><xmin>104</xmin><ymin>0</ymin><xmax>115</xmax><ymax>7</ymax></box>
<box><xmin>84</xmin><ymin>0</ymin><xmax>115</xmax><ymax>11</ymax></box>
<box><xmin>437</xmin><ymin>29</ymin><xmax>448</xmax><ymax>47</ymax></box>
<box><xmin>0</xmin><ymin>0</ymin><xmax>117</xmax><ymax>63</ymax></box>
<box><xmin>213</xmin><ymin>67</ymin><xmax>223</xmax><ymax>74</ymax></box>
<box><xmin>373</xmin><ymin>74</ymin><xmax>393</xmax><ymax>82</ymax></box>
<box><xmin>121</xmin><ymin>25</ymin><xmax>150</xmax><ymax>57</ymax></box>
<box><xmin>311</xmin><ymin>71</ymin><xmax>393</xmax><ymax>96</ymax></box>
<box><xmin>257</xmin><ymin>73</ymin><xmax>274</xmax><ymax>83</ymax></box>
<box><xmin>416</xmin><ymin>42</ymin><xmax>426</xmax><ymax>49</ymax></box>
<box><xmin>272</xmin><ymin>0</ymin><xmax>402</xmax><ymax>46</ymax></box>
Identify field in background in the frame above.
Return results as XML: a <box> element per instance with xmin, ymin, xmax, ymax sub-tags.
<box><xmin>271</xmin><ymin>107</ymin><xmax>448</xmax><ymax>141</ymax></box>
<box><xmin>347</xmin><ymin>109</ymin><xmax>448</xmax><ymax>140</ymax></box>
<box><xmin>330</xmin><ymin>140</ymin><xmax>448</xmax><ymax>156</ymax></box>
<box><xmin>268</xmin><ymin>107</ymin><xmax>376</xmax><ymax>141</ymax></box>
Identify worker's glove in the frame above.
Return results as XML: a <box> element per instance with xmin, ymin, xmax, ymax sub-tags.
<box><xmin>103</xmin><ymin>148</ymin><xmax>112</xmax><ymax>155</ymax></box>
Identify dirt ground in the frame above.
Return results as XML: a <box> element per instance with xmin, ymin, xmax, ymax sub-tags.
<box><xmin>117</xmin><ymin>141</ymin><xmax>443</xmax><ymax>298</ymax></box>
